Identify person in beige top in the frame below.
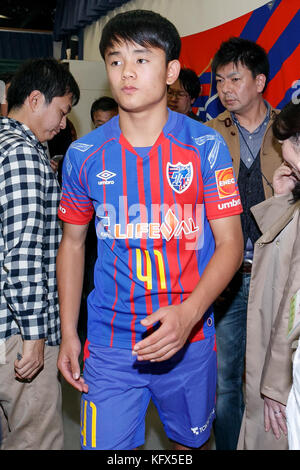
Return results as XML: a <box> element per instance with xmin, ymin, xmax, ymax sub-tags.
<box><xmin>238</xmin><ymin>100</ymin><xmax>300</xmax><ymax>450</ymax></box>
<box><xmin>205</xmin><ymin>37</ymin><xmax>282</xmax><ymax>450</ymax></box>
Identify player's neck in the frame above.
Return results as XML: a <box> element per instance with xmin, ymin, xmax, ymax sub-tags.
<box><xmin>119</xmin><ymin>105</ymin><xmax>169</xmax><ymax>147</ymax></box>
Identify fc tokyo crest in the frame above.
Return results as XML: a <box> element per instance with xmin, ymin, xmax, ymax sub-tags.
<box><xmin>166</xmin><ymin>162</ymin><xmax>193</xmax><ymax>194</ymax></box>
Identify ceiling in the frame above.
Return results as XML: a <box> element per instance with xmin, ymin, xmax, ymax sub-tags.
<box><xmin>0</xmin><ymin>0</ymin><xmax>57</xmax><ymax>31</ymax></box>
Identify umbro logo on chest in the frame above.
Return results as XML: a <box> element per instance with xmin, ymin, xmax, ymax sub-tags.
<box><xmin>96</xmin><ymin>170</ymin><xmax>116</xmax><ymax>185</ymax></box>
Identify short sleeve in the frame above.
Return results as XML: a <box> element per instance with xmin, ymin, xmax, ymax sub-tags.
<box><xmin>58</xmin><ymin>146</ymin><xmax>94</xmax><ymax>225</ymax></box>
<box><xmin>200</xmin><ymin>130</ymin><xmax>242</xmax><ymax>220</ymax></box>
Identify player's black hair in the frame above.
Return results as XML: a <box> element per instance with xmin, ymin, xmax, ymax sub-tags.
<box><xmin>212</xmin><ymin>37</ymin><xmax>269</xmax><ymax>91</ymax></box>
<box><xmin>99</xmin><ymin>9</ymin><xmax>181</xmax><ymax>63</ymax></box>
<box><xmin>7</xmin><ymin>58</ymin><xmax>80</xmax><ymax>113</ymax></box>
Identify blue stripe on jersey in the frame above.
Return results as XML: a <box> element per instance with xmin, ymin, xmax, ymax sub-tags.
<box><xmin>141</xmin><ymin>153</ymin><xmax>158</xmax><ymax>307</ymax></box>
<box><xmin>157</xmin><ymin>145</ymin><xmax>173</xmax><ymax>306</ymax></box>
<box><xmin>168</xmin><ymin>139</ymin><xmax>185</xmax><ymax>304</ymax></box>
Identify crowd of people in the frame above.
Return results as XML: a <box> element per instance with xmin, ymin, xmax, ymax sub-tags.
<box><xmin>0</xmin><ymin>8</ymin><xmax>299</xmax><ymax>452</ymax></box>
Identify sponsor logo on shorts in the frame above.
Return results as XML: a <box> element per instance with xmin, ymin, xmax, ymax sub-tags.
<box><xmin>191</xmin><ymin>408</ymin><xmax>215</xmax><ymax>435</ymax></box>
<box><xmin>215</xmin><ymin>167</ymin><xmax>237</xmax><ymax>199</ymax></box>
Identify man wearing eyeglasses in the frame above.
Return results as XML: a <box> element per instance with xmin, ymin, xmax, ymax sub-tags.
<box><xmin>167</xmin><ymin>68</ymin><xmax>201</xmax><ymax>121</ymax></box>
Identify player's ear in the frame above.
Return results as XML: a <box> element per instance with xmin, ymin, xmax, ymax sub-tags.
<box><xmin>166</xmin><ymin>60</ymin><xmax>180</xmax><ymax>86</ymax></box>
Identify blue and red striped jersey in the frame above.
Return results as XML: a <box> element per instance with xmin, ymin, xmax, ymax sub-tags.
<box><xmin>58</xmin><ymin>110</ymin><xmax>242</xmax><ymax>349</ymax></box>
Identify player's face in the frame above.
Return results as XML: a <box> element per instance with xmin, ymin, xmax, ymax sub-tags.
<box><xmin>93</xmin><ymin>109</ymin><xmax>118</xmax><ymax>128</ymax></box>
<box><xmin>32</xmin><ymin>92</ymin><xmax>72</xmax><ymax>142</ymax></box>
<box><xmin>215</xmin><ymin>62</ymin><xmax>266</xmax><ymax>116</ymax></box>
<box><xmin>104</xmin><ymin>40</ymin><xmax>179</xmax><ymax>114</ymax></box>
<box><xmin>167</xmin><ymin>79</ymin><xmax>192</xmax><ymax>115</ymax></box>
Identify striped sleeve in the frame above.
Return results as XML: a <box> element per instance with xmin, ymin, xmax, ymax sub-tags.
<box><xmin>201</xmin><ymin>130</ymin><xmax>242</xmax><ymax>220</ymax></box>
<box><xmin>58</xmin><ymin>146</ymin><xmax>94</xmax><ymax>224</ymax></box>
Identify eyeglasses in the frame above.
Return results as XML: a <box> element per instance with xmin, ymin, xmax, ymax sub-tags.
<box><xmin>167</xmin><ymin>88</ymin><xmax>189</xmax><ymax>99</ymax></box>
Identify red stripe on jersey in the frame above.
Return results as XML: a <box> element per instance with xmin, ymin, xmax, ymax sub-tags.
<box><xmin>148</xmin><ymin>146</ymin><xmax>163</xmax><ymax>226</ymax></box>
<box><xmin>78</xmin><ymin>138</ymin><xmax>115</xmax><ymax>187</ymax></box>
<box><xmin>59</xmin><ymin>199</ymin><xmax>93</xmax><ymax>224</ymax></box>
<box><xmin>135</xmin><ymin>152</ymin><xmax>154</xmax><ymax>336</ymax></box>
<box><xmin>62</xmin><ymin>192</ymin><xmax>93</xmax><ymax>204</ymax></box>
<box><xmin>172</xmin><ymin>142</ymin><xmax>203</xmax><ymax>296</ymax></box>
<box><xmin>101</xmin><ymin>148</ymin><xmax>107</xmax><ymax>213</ymax></box>
<box><xmin>83</xmin><ymin>165</ymin><xmax>91</xmax><ymax>195</ymax></box>
<box><xmin>120</xmin><ymin>148</ymin><xmax>137</xmax><ymax>349</ymax></box>
<box><xmin>60</xmin><ymin>197</ymin><xmax>93</xmax><ymax>210</ymax></box>
<box><xmin>160</xmin><ymin>139</ymin><xmax>185</xmax><ymax>305</ymax></box>
<box><xmin>165</xmin><ymin>139</ymin><xmax>204</xmax><ymax>300</ymax></box>
<box><xmin>148</xmin><ymin>145</ymin><xmax>168</xmax><ymax>311</ymax></box>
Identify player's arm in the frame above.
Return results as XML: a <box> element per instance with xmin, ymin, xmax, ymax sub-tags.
<box><xmin>133</xmin><ymin>214</ymin><xmax>243</xmax><ymax>362</ymax></box>
<box><xmin>56</xmin><ymin>222</ymin><xmax>89</xmax><ymax>392</ymax></box>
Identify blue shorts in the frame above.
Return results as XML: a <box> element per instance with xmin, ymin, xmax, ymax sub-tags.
<box><xmin>80</xmin><ymin>336</ymin><xmax>217</xmax><ymax>450</ymax></box>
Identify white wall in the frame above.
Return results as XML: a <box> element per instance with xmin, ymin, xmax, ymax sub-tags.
<box><xmin>64</xmin><ymin>59</ymin><xmax>113</xmax><ymax>138</ymax></box>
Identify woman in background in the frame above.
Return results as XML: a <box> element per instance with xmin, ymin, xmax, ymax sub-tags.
<box><xmin>238</xmin><ymin>100</ymin><xmax>300</xmax><ymax>450</ymax></box>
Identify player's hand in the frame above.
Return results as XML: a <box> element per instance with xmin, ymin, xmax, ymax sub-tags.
<box><xmin>273</xmin><ymin>162</ymin><xmax>298</xmax><ymax>196</ymax></box>
<box><xmin>14</xmin><ymin>338</ymin><xmax>45</xmax><ymax>381</ymax></box>
<box><xmin>57</xmin><ymin>334</ymin><xmax>88</xmax><ymax>393</ymax></box>
<box><xmin>132</xmin><ymin>303</ymin><xmax>197</xmax><ymax>362</ymax></box>
<box><xmin>263</xmin><ymin>396</ymin><xmax>287</xmax><ymax>439</ymax></box>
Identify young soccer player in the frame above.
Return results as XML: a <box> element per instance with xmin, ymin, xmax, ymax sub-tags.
<box><xmin>57</xmin><ymin>10</ymin><xmax>243</xmax><ymax>450</ymax></box>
